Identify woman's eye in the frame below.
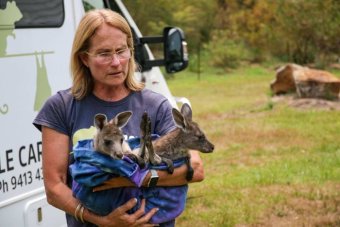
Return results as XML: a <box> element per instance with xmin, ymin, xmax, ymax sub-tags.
<box><xmin>98</xmin><ymin>52</ymin><xmax>111</xmax><ymax>57</ymax></box>
<box><xmin>116</xmin><ymin>49</ymin><xmax>125</xmax><ymax>54</ymax></box>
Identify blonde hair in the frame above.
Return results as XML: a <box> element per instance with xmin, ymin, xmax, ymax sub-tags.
<box><xmin>70</xmin><ymin>9</ymin><xmax>144</xmax><ymax>100</ymax></box>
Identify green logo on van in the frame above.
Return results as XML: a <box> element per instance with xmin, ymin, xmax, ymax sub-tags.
<box><xmin>1</xmin><ymin>1</ymin><xmax>52</xmax><ymax>114</ymax></box>
<box><xmin>34</xmin><ymin>53</ymin><xmax>52</xmax><ymax>111</ymax></box>
<box><xmin>0</xmin><ymin>1</ymin><xmax>22</xmax><ymax>56</ymax></box>
<box><xmin>0</xmin><ymin>104</ymin><xmax>8</xmax><ymax>114</ymax></box>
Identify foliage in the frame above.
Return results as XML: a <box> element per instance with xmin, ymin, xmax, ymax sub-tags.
<box><xmin>124</xmin><ymin>0</ymin><xmax>174</xmax><ymax>35</ymax></box>
<box><xmin>204</xmin><ymin>30</ymin><xmax>252</xmax><ymax>69</ymax></box>
<box><xmin>272</xmin><ymin>0</ymin><xmax>340</xmax><ymax>65</ymax></box>
<box><xmin>124</xmin><ymin>0</ymin><xmax>340</xmax><ymax>70</ymax></box>
<box><xmin>216</xmin><ymin>0</ymin><xmax>277</xmax><ymax>62</ymax></box>
<box><xmin>171</xmin><ymin>0</ymin><xmax>216</xmax><ymax>50</ymax></box>
<box><xmin>124</xmin><ymin>0</ymin><xmax>216</xmax><ymax>52</ymax></box>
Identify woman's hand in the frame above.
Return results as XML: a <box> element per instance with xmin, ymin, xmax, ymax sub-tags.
<box><xmin>188</xmin><ymin>150</ymin><xmax>205</xmax><ymax>182</ymax></box>
<box><xmin>98</xmin><ymin>198</ymin><xmax>159</xmax><ymax>227</ymax></box>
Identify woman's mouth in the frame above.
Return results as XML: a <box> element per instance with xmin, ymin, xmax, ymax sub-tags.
<box><xmin>108</xmin><ymin>71</ymin><xmax>122</xmax><ymax>77</ymax></box>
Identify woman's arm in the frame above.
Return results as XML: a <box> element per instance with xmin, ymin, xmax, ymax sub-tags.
<box><xmin>93</xmin><ymin>150</ymin><xmax>205</xmax><ymax>191</ymax></box>
<box><xmin>42</xmin><ymin>126</ymin><xmax>77</xmax><ymax>214</ymax></box>
<box><xmin>42</xmin><ymin>126</ymin><xmax>158</xmax><ymax>226</ymax></box>
<box><xmin>155</xmin><ymin>150</ymin><xmax>204</xmax><ymax>186</ymax></box>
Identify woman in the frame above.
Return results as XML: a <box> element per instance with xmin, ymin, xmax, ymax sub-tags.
<box><xmin>33</xmin><ymin>9</ymin><xmax>204</xmax><ymax>227</ymax></box>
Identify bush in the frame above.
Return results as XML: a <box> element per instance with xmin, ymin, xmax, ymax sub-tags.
<box><xmin>205</xmin><ymin>31</ymin><xmax>252</xmax><ymax>70</ymax></box>
<box><xmin>211</xmin><ymin>40</ymin><xmax>250</xmax><ymax>69</ymax></box>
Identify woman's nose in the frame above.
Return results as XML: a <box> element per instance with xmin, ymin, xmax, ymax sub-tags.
<box><xmin>110</xmin><ymin>55</ymin><xmax>121</xmax><ymax>66</ymax></box>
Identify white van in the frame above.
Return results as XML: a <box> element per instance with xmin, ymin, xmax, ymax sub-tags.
<box><xmin>0</xmin><ymin>1</ymin><xmax>189</xmax><ymax>226</ymax></box>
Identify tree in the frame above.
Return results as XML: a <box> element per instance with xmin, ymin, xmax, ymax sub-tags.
<box><xmin>272</xmin><ymin>0</ymin><xmax>340</xmax><ymax>65</ymax></box>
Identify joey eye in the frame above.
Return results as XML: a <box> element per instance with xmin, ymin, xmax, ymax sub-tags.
<box><xmin>198</xmin><ymin>135</ymin><xmax>206</xmax><ymax>141</ymax></box>
<box><xmin>120</xmin><ymin>138</ymin><xmax>124</xmax><ymax>144</ymax></box>
<box><xmin>104</xmin><ymin>139</ymin><xmax>112</xmax><ymax>147</ymax></box>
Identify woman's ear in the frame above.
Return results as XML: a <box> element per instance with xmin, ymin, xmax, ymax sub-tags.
<box><xmin>79</xmin><ymin>53</ymin><xmax>89</xmax><ymax>67</ymax></box>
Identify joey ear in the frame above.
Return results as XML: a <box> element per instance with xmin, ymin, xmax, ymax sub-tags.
<box><xmin>181</xmin><ymin>103</ymin><xmax>192</xmax><ymax>121</ymax></box>
<box><xmin>172</xmin><ymin>108</ymin><xmax>187</xmax><ymax>130</ymax></box>
<box><xmin>114</xmin><ymin>111</ymin><xmax>133</xmax><ymax>128</ymax></box>
<box><xmin>94</xmin><ymin>114</ymin><xmax>107</xmax><ymax>130</ymax></box>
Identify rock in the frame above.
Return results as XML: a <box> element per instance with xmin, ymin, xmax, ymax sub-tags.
<box><xmin>270</xmin><ymin>64</ymin><xmax>301</xmax><ymax>95</ymax></box>
<box><xmin>293</xmin><ymin>68</ymin><xmax>340</xmax><ymax>100</ymax></box>
<box><xmin>270</xmin><ymin>64</ymin><xmax>340</xmax><ymax>100</ymax></box>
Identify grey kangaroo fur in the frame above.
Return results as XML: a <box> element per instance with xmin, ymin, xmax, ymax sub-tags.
<box><xmin>93</xmin><ymin>111</ymin><xmax>145</xmax><ymax>167</ymax></box>
<box><xmin>137</xmin><ymin>103</ymin><xmax>214</xmax><ymax>181</ymax></box>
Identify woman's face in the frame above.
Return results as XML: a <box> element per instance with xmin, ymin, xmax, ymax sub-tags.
<box><xmin>82</xmin><ymin>23</ymin><xmax>130</xmax><ymax>89</ymax></box>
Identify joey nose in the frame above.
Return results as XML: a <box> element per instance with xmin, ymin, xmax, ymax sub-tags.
<box><xmin>116</xmin><ymin>152</ymin><xmax>123</xmax><ymax>159</ymax></box>
<box><xmin>207</xmin><ymin>143</ymin><xmax>214</xmax><ymax>153</ymax></box>
<box><xmin>211</xmin><ymin>144</ymin><xmax>215</xmax><ymax>152</ymax></box>
<box><xmin>201</xmin><ymin>143</ymin><xmax>214</xmax><ymax>153</ymax></box>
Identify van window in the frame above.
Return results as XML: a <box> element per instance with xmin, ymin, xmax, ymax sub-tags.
<box><xmin>82</xmin><ymin>0</ymin><xmax>120</xmax><ymax>15</ymax></box>
<box><xmin>0</xmin><ymin>0</ymin><xmax>64</xmax><ymax>28</ymax></box>
<box><xmin>83</xmin><ymin>0</ymin><xmax>105</xmax><ymax>11</ymax></box>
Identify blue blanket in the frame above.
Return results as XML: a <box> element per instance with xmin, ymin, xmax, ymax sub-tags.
<box><xmin>69</xmin><ymin>139</ymin><xmax>188</xmax><ymax>224</ymax></box>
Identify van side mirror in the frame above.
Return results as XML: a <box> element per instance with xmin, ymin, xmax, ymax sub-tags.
<box><xmin>134</xmin><ymin>27</ymin><xmax>189</xmax><ymax>73</ymax></box>
<box><xmin>163</xmin><ymin>27</ymin><xmax>188</xmax><ymax>73</ymax></box>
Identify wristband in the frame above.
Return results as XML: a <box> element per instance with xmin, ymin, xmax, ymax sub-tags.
<box><xmin>147</xmin><ymin>169</ymin><xmax>159</xmax><ymax>187</ymax></box>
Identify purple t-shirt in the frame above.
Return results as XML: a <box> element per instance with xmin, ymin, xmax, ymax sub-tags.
<box><xmin>33</xmin><ymin>88</ymin><xmax>176</xmax><ymax>147</ymax></box>
<box><xmin>33</xmin><ymin>88</ymin><xmax>177</xmax><ymax>227</ymax></box>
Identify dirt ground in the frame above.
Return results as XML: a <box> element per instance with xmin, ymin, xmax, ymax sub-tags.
<box><xmin>236</xmin><ymin>183</ymin><xmax>340</xmax><ymax>227</ymax></box>
<box><xmin>271</xmin><ymin>95</ymin><xmax>340</xmax><ymax>111</ymax></box>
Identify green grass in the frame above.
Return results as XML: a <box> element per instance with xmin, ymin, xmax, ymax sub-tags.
<box><xmin>167</xmin><ymin>64</ymin><xmax>340</xmax><ymax>226</ymax></box>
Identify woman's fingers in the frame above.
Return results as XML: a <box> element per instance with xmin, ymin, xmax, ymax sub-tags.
<box><xmin>136</xmin><ymin>207</ymin><xmax>159</xmax><ymax>225</ymax></box>
<box><xmin>115</xmin><ymin>198</ymin><xmax>139</xmax><ymax>214</ymax></box>
<box><xmin>132</xmin><ymin>199</ymin><xmax>159</xmax><ymax>226</ymax></box>
<box><xmin>104</xmin><ymin>198</ymin><xmax>158</xmax><ymax>227</ymax></box>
